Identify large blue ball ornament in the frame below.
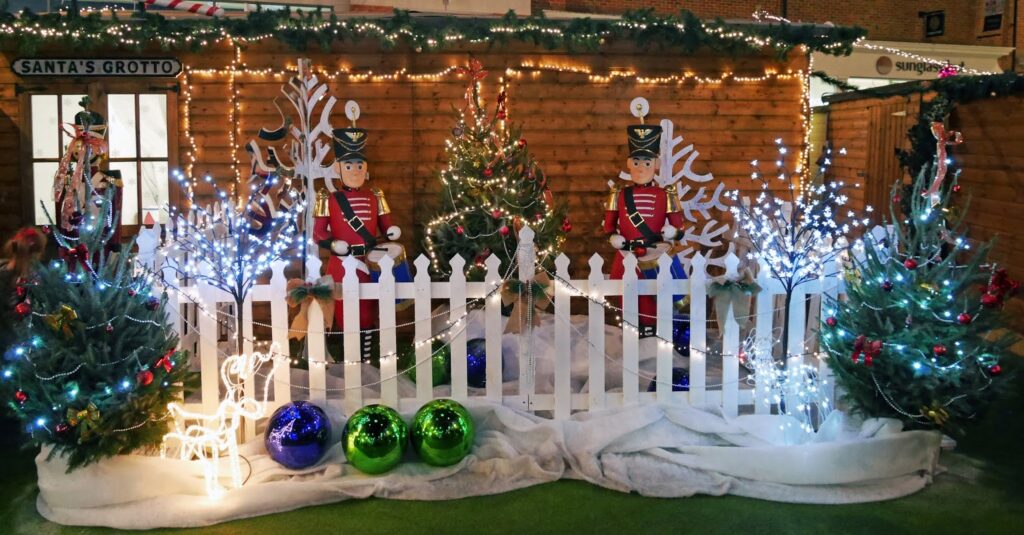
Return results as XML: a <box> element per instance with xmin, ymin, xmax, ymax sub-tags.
<box><xmin>264</xmin><ymin>401</ymin><xmax>332</xmax><ymax>469</ymax></box>
<box><xmin>647</xmin><ymin>367</ymin><xmax>690</xmax><ymax>392</ymax></box>
<box><xmin>672</xmin><ymin>312</ymin><xmax>691</xmax><ymax>356</ymax></box>
<box><xmin>466</xmin><ymin>338</ymin><xmax>487</xmax><ymax>388</ymax></box>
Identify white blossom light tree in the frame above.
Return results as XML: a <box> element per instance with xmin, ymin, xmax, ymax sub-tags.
<box><xmin>160</xmin><ymin>171</ymin><xmax>306</xmax><ymax>354</ymax></box>
<box><xmin>728</xmin><ymin>141</ymin><xmax>870</xmax><ymax>359</ymax></box>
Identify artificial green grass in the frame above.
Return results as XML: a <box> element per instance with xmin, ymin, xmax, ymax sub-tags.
<box><xmin>2</xmin><ymin>377</ymin><xmax>1022</xmax><ymax>534</ymax></box>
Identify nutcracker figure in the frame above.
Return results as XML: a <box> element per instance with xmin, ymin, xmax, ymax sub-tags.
<box><xmin>312</xmin><ymin>102</ymin><xmax>401</xmax><ymax>355</ymax></box>
<box><xmin>604</xmin><ymin>99</ymin><xmax>687</xmax><ymax>335</ymax></box>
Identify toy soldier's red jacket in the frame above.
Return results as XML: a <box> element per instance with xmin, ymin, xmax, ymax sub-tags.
<box><xmin>604</xmin><ymin>183</ymin><xmax>684</xmax><ymax>326</ymax></box>
<box><xmin>313</xmin><ymin>186</ymin><xmax>393</xmax><ymax>329</ymax></box>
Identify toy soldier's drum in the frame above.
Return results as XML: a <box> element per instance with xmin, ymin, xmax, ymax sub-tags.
<box><xmin>636</xmin><ymin>242</ymin><xmax>687</xmax><ymax>303</ymax></box>
<box><xmin>367</xmin><ymin>242</ymin><xmax>414</xmax><ymax>307</ymax></box>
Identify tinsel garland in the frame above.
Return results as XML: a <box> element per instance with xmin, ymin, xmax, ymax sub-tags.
<box><xmin>0</xmin><ymin>8</ymin><xmax>865</xmax><ymax>56</ymax></box>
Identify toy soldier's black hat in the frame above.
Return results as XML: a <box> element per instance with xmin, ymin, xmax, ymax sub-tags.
<box><xmin>333</xmin><ymin>127</ymin><xmax>368</xmax><ymax>162</ymax></box>
<box><xmin>74</xmin><ymin>97</ymin><xmax>104</xmax><ymax>129</ymax></box>
<box><xmin>626</xmin><ymin>124</ymin><xmax>662</xmax><ymax>159</ymax></box>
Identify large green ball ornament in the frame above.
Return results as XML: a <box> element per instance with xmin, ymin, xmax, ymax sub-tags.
<box><xmin>342</xmin><ymin>404</ymin><xmax>408</xmax><ymax>474</ymax></box>
<box><xmin>410</xmin><ymin>399</ymin><xmax>475</xmax><ymax>467</ymax></box>
<box><xmin>399</xmin><ymin>341</ymin><xmax>451</xmax><ymax>386</ymax></box>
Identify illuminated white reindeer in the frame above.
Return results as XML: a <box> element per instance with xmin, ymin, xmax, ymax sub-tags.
<box><xmin>165</xmin><ymin>351</ymin><xmax>278</xmax><ymax>499</ymax></box>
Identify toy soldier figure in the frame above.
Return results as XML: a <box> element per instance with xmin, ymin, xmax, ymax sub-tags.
<box><xmin>313</xmin><ymin>106</ymin><xmax>400</xmax><ymax>356</ymax></box>
<box><xmin>604</xmin><ymin>102</ymin><xmax>686</xmax><ymax>336</ymax></box>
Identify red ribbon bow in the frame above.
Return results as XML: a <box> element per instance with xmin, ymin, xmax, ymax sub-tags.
<box><xmin>922</xmin><ymin>122</ymin><xmax>963</xmax><ymax>207</ymax></box>
<box><xmin>155</xmin><ymin>349</ymin><xmax>176</xmax><ymax>372</ymax></box>
<box><xmin>59</xmin><ymin>243</ymin><xmax>91</xmax><ymax>273</ymax></box>
<box><xmin>454</xmin><ymin>58</ymin><xmax>488</xmax><ymax>115</ymax></box>
<box><xmin>851</xmin><ymin>335</ymin><xmax>883</xmax><ymax>367</ymax></box>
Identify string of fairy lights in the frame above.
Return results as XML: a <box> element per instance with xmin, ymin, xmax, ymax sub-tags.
<box><xmin>179</xmin><ymin>45</ymin><xmax>813</xmax><ymax>211</ymax></box>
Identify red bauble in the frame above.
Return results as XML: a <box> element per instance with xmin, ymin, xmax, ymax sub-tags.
<box><xmin>14</xmin><ymin>390</ymin><xmax>27</xmax><ymax>404</ymax></box>
<box><xmin>933</xmin><ymin>344</ymin><xmax>947</xmax><ymax>356</ymax></box>
<box><xmin>903</xmin><ymin>258</ymin><xmax>918</xmax><ymax>270</ymax></box>
<box><xmin>957</xmin><ymin>312</ymin><xmax>972</xmax><ymax>325</ymax></box>
<box><xmin>634</xmin><ymin>246</ymin><xmax>648</xmax><ymax>257</ymax></box>
<box><xmin>989</xmin><ymin>364</ymin><xmax>1003</xmax><ymax>376</ymax></box>
<box><xmin>105</xmin><ymin>323</ymin><xmax>114</xmax><ymax>334</ymax></box>
<box><xmin>483</xmin><ymin>168</ymin><xmax>493</xmax><ymax>177</ymax></box>
<box><xmin>517</xmin><ymin>138</ymin><xmax>527</xmax><ymax>148</ymax></box>
<box><xmin>561</xmin><ymin>222</ymin><xmax>572</xmax><ymax>233</ymax></box>
<box><xmin>825</xmin><ymin>317</ymin><xmax>837</xmax><ymax>327</ymax></box>
<box><xmin>882</xmin><ymin>280</ymin><xmax>894</xmax><ymax>292</ymax></box>
<box><xmin>455</xmin><ymin>226</ymin><xmax>464</xmax><ymax>235</ymax></box>
<box><xmin>491</xmin><ymin>209</ymin><xmax>502</xmax><ymax>219</ymax></box>
<box><xmin>980</xmin><ymin>293</ymin><xmax>1000</xmax><ymax>308</ymax></box>
<box><xmin>136</xmin><ymin>370</ymin><xmax>154</xmax><ymax>387</ymax></box>
<box><xmin>41</xmin><ymin>225</ymin><xmax>51</xmax><ymax>235</ymax></box>
<box><xmin>145</xmin><ymin>297</ymin><xmax>161</xmax><ymax>311</ymax></box>
<box><xmin>497</xmin><ymin>111</ymin><xmax>506</xmax><ymax>120</ymax></box>
<box><xmin>14</xmin><ymin>301</ymin><xmax>31</xmax><ymax>318</ymax></box>
<box><xmin>499</xmin><ymin>225</ymin><xmax>510</xmax><ymax>236</ymax></box>
<box><xmin>15</xmin><ymin>286</ymin><xmax>28</xmax><ymax>300</ymax></box>
<box><xmin>952</xmin><ymin>184</ymin><xmax>962</xmax><ymax>193</ymax></box>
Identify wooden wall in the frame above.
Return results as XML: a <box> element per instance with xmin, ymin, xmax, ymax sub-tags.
<box><xmin>826</xmin><ymin>90</ymin><xmax>1024</xmax><ymax>285</ymax></box>
<box><xmin>1</xmin><ymin>40</ymin><xmax>807</xmax><ymax>272</ymax></box>
<box><xmin>825</xmin><ymin>93</ymin><xmax>921</xmax><ymax>212</ymax></box>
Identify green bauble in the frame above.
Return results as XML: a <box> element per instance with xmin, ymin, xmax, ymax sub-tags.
<box><xmin>342</xmin><ymin>404</ymin><xmax>408</xmax><ymax>474</ymax></box>
<box><xmin>410</xmin><ymin>399</ymin><xmax>475</xmax><ymax>467</ymax></box>
<box><xmin>399</xmin><ymin>341</ymin><xmax>451</xmax><ymax>386</ymax></box>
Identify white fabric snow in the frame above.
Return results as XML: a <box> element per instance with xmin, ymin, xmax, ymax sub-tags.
<box><xmin>37</xmin><ymin>401</ymin><xmax>941</xmax><ymax>530</ymax></box>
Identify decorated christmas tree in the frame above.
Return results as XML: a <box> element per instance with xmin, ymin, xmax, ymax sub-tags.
<box><xmin>424</xmin><ymin>59</ymin><xmax>568</xmax><ymax>279</ymax></box>
<box><xmin>822</xmin><ymin>125</ymin><xmax>1015</xmax><ymax>431</ymax></box>
<box><xmin>2</xmin><ymin>192</ymin><xmax>193</xmax><ymax>470</ymax></box>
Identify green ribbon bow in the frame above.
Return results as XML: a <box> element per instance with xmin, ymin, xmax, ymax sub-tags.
<box><xmin>66</xmin><ymin>403</ymin><xmax>100</xmax><ymax>437</ymax></box>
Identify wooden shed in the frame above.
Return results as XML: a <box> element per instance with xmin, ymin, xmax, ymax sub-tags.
<box><xmin>824</xmin><ymin>85</ymin><xmax>1024</xmax><ymax>284</ymax></box>
<box><xmin>0</xmin><ymin>12</ymin><xmax>852</xmax><ymax>270</ymax></box>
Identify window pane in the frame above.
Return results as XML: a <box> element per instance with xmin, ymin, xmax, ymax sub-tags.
<box><xmin>109</xmin><ymin>161</ymin><xmax>139</xmax><ymax>225</ymax></box>
<box><xmin>33</xmin><ymin>162</ymin><xmax>60</xmax><ymax>225</ymax></box>
<box><xmin>60</xmin><ymin>94</ymin><xmax>88</xmax><ymax>150</ymax></box>
<box><xmin>141</xmin><ymin>160</ymin><xmax>169</xmax><ymax>224</ymax></box>
<box><xmin>31</xmin><ymin>95</ymin><xmax>58</xmax><ymax>158</ymax></box>
<box><xmin>139</xmin><ymin>94</ymin><xmax>168</xmax><ymax>158</ymax></box>
<box><xmin>108</xmin><ymin>94</ymin><xmax>137</xmax><ymax>158</ymax></box>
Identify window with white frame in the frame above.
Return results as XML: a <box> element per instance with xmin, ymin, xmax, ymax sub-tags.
<box><xmin>30</xmin><ymin>92</ymin><xmax>172</xmax><ymax>226</ymax></box>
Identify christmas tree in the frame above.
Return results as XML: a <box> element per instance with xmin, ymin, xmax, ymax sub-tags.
<box><xmin>822</xmin><ymin>126</ymin><xmax>1014</xmax><ymax>431</ymax></box>
<box><xmin>2</xmin><ymin>191</ymin><xmax>193</xmax><ymax>470</ymax></box>
<box><xmin>424</xmin><ymin>59</ymin><xmax>568</xmax><ymax>279</ymax></box>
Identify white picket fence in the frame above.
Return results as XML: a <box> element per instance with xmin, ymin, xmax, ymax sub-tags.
<box><xmin>136</xmin><ymin>225</ymin><xmax>846</xmax><ymax>440</ymax></box>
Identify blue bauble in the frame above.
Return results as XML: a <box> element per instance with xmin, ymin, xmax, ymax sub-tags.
<box><xmin>264</xmin><ymin>401</ymin><xmax>332</xmax><ymax>469</ymax></box>
<box><xmin>672</xmin><ymin>312</ymin><xmax>691</xmax><ymax>356</ymax></box>
<box><xmin>466</xmin><ymin>338</ymin><xmax>487</xmax><ymax>388</ymax></box>
<box><xmin>647</xmin><ymin>367</ymin><xmax>690</xmax><ymax>392</ymax></box>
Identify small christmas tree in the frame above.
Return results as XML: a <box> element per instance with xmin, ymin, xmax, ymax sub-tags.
<box><xmin>2</xmin><ymin>192</ymin><xmax>193</xmax><ymax>470</ymax></box>
<box><xmin>822</xmin><ymin>125</ymin><xmax>1014</xmax><ymax>431</ymax></box>
<box><xmin>424</xmin><ymin>59</ymin><xmax>567</xmax><ymax>279</ymax></box>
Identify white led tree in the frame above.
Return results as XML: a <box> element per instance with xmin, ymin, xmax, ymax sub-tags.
<box><xmin>728</xmin><ymin>141</ymin><xmax>869</xmax><ymax>358</ymax></box>
<box><xmin>160</xmin><ymin>171</ymin><xmax>305</xmax><ymax>354</ymax></box>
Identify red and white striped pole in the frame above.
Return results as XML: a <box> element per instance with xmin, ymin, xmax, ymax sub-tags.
<box><xmin>143</xmin><ymin>0</ymin><xmax>225</xmax><ymax>17</ymax></box>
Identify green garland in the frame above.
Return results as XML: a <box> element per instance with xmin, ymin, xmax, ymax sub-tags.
<box><xmin>0</xmin><ymin>8</ymin><xmax>865</xmax><ymax>56</ymax></box>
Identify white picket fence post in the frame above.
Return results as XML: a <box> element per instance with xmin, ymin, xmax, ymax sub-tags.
<box><xmin>139</xmin><ymin>219</ymin><xmax>851</xmax><ymax>424</ymax></box>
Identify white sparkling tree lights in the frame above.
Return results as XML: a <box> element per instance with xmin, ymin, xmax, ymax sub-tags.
<box><xmin>728</xmin><ymin>140</ymin><xmax>870</xmax><ymax>358</ymax></box>
<box><xmin>161</xmin><ymin>171</ymin><xmax>305</xmax><ymax>354</ymax></box>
